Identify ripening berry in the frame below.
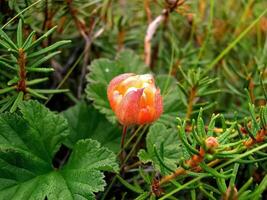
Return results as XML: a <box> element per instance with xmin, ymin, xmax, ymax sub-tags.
<box><xmin>107</xmin><ymin>73</ymin><xmax>163</xmax><ymax>125</ymax></box>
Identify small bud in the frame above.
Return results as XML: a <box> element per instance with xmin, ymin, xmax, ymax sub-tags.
<box><xmin>205</xmin><ymin>153</ymin><xmax>214</xmax><ymax>161</ymax></box>
<box><xmin>205</xmin><ymin>137</ymin><xmax>219</xmax><ymax>149</ymax></box>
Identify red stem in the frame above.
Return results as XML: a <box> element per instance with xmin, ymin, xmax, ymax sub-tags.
<box><xmin>121</xmin><ymin>125</ymin><xmax>127</xmax><ymax>149</ymax></box>
<box><xmin>17</xmin><ymin>48</ymin><xmax>27</xmax><ymax>93</ymax></box>
<box><xmin>120</xmin><ymin>125</ymin><xmax>127</xmax><ymax>165</ymax></box>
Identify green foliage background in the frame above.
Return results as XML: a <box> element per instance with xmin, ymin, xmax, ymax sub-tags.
<box><xmin>0</xmin><ymin>0</ymin><xmax>267</xmax><ymax>199</ymax></box>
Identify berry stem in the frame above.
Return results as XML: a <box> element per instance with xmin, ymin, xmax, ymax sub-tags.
<box><xmin>120</xmin><ymin>125</ymin><xmax>127</xmax><ymax>165</ymax></box>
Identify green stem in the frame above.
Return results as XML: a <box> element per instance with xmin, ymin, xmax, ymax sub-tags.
<box><xmin>123</xmin><ymin>125</ymin><xmax>148</xmax><ymax>166</ymax></box>
<box><xmin>195</xmin><ymin>0</ymin><xmax>214</xmax><ymax>63</ymax></box>
<box><xmin>121</xmin><ymin>126</ymin><xmax>127</xmax><ymax>149</ymax></box>
<box><xmin>120</xmin><ymin>125</ymin><xmax>127</xmax><ymax>165</ymax></box>
<box><xmin>117</xmin><ymin>125</ymin><xmax>143</xmax><ymax>156</ymax></box>
<box><xmin>100</xmin><ymin>175</ymin><xmax>117</xmax><ymax>200</ymax></box>
<box><xmin>204</xmin><ymin>7</ymin><xmax>267</xmax><ymax>74</ymax></box>
<box><xmin>45</xmin><ymin>50</ymin><xmax>84</xmax><ymax>105</ymax></box>
<box><xmin>159</xmin><ymin>175</ymin><xmax>210</xmax><ymax>200</ymax></box>
<box><xmin>1</xmin><ymin>0</ymin><xmax>43</xmax><ymax>29</ymax></box>
<box><xmin>216</xmin><ymin>143</ymin><xmax>267</xmax><ymax>169</ymax></box>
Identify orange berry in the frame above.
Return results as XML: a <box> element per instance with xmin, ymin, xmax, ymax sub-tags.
<box><xmin>107</xmin><ymin>73</ymin><xmax>163</xmax><ymax>125</ymax></box>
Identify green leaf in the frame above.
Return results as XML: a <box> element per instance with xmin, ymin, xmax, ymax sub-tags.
<box><xmin>116</xmin><ymin>175</ymin><xmax>143</xmax><ymax>194</ymax></box>
<box><xmin>138</xmin><ymin>123</ymin><xmax>182</xmax><ymax>174</ymax></box>
<box><xmin>27</xmin><ymin>40</ymin><xmax>71</xmax><ymax>58</ymax></box>
<box><xmin>7</xmin><ymin>76</ymin><xmax>19</xmax><ymax>85</ymax></box>
<box><xmin>26</xmin><ymin>77</ymin><xmax>49</xmax><ymax>86</ymax></box>
<box><xmin>136</xmin><ymin>192</ymin><xmax>150</xmax><ymax>200</ymax></box>
<box><xmin>27</xmin><ymin>67</ymin><xmax>54</xmax><ymax>73</ymax></box>
<box><xmin>0</xmin><ymin>86</ymin><xmax>16</xmax><ymax>95</ymax></box>
<box><xmin>62</xmin><ymin>102</ymin><xmax>121</xmax><ymax>152</ymax></box>
<box><xmin>115</xmin><ymin>50</ymin><xmax>148</xmax><ymax>72</ymax></box>
<box><xmin>207</xmin><ymin>114</ymin><xmax>220</xmax><ymax>137</ymax></box>
<box><xmin>16</xmin><ymin>19</ymin><xmax>23</xmax><ymax>47</ymax></box>
<box><xmin>0</xmin><ymin>100</ymin><xmax>118</xmax><ymax>199</ymax></box>
<box><xmin>24</xmin><ymin>26</ymin><xmax>57</xmax><ymax>51</ymax></box>
<box><xmin>85</xmin><ymin>49</ymin><xmax>149</xmax><ymax>123</ymax></box>
<box><xmin>0</xmin><ymin>28</ymin><xmax>18</xmax><ymax>50</ymax></box>
<box><xmin>29</xmin><ymin>51</ymin><xmax>61</xmax><ymax>68</ymax></box>
<box><xmin>0</xmin><ymin>95</ymin><xmax>16</xmax><ymax>113</ymax></box>
<box><xmin>0</xmin><ymin>60</ymin><xmax>17</xmax><ymax>71</ymax></box>
<box><xmin>248</xmin><ymin>103</ymin><xmax>260</xmax><ymax>136</ymax></box>
<box><xmin>22</xmin><ymin>31</ymin><xmax>35</xmax><ymax>49</ymax></box>
<box><xmin>156</xmin><ymin>75</ymin><xmax>184</xmax><ymax>128</ymax></box>
<box><xmin>34</xmin><ymin>89</ymin><xmax>69</xmax><ymax>94</ymax></box>
<box><xmin>178</xmin><ymin>123</ymin><xmax>199</xmax><ymax>155</ymax></box>
<box><xmin>10</xmin><ymin>91</ymin><xmax>23</xmax><ymax>113</ymax></box>
<box><xmin>197</xmin><ymin>108</ymin><xmax>206</xmax><ymax>138</ymax></box>
<box><xmin>26</xmin><ymin>88</ymin><xmax>48</xmax><ymax>100</ymax></box>
<box><xmin>63</xmin><ymin>139</ymin><xmax>119</xmax><ymax>172</ymax></box>
<box><xmin>18</xmin><ymin>100</ymin><xmax>69</xmax><ymax>159</ymax></box>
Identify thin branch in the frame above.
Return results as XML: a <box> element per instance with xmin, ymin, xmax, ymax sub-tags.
<box><xmin>144</xmin><ymin>0</ymin><xmax>152</xmax><ymax>23</ymax></box>
<box><xmin>186</xmin><ymin>86</ymin><xmax>197</xmax><ymax>120</ymax></box>
<box><xmin>65</xmin><ymin>0</ymin><xmax>97</xmax><ymax>98</ymax></box>
<box><xmin>144</xmin><ymin>0</ymin><xmax>183</xmax><ymax>67</ymax></box>
<box><xmin>17</xmin><ymin>48</ymin><xmax>27</xmax><ymax>93</ymax></box>
<box><xmin>144</xmin><ymin>11</ymin><xmax>166</xmax><ymax>66</ymax></box>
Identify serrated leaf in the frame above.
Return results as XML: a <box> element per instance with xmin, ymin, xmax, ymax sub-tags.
<box><xmin>0</xmin><ymin>100</ymin><xmax>118</xmax><ymax>199</ymax></box>
<box><xmin>18</xmin><ymin>100</ymin><xmax>69</xmax><ymax>160</ymax></box>
<box><xmin>116</xmin><ymin>50</ymin><xmax>147</xmax><ymax>71</ymax></box>
<box><xmin>62</xmin><ymin>102</ymin><xmax>121</xmax><ymax>152</ymax></box>
<box><xmin>156</xmin><ymin>75</ymin><xmax>184</xmax><ymax>128</ymax></box>
<box><xmin>137</xmin><ymin>123</ymin><xmax>182</xmax><ymax>174</ymax></box>
<box><xmin>85</xmin><ymin>49</ymin><xmax>149</xmax><ymax>123</ymax></box>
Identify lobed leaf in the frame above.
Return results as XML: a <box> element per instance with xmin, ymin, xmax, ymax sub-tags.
<box><xmin>62</xmin><ymin>102</ymin><xmax>121</xmax><ymax>152</ymax></box>
<box><xmin>138</xmin><ymin>123</ymin><xmax>182</xmax><ymax>174</ymax></box>
<box><xmin>0</xmin><ymin>100</ymin><xmax>118</xmax><ymax>199</ymax></box>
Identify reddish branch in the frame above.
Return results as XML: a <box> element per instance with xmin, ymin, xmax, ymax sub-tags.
<box><xmin>42</xmin><ymin>0</ymin><xmax>54</xmax><ymax>32</ymax></box>
<box><xmin>159</xmin><ymin>137</ymin><xmax>219</xmax><ymax>186</ymax></box>
<box><xmin>117</xmin><ymin>28</ymin><xmax>125</xmax><ymax>51</ymax></box>
<box><xmin>144</xmin><ymin>0</ymin><xmax>152</xmax><ymax>23</ymax></box>
<box><xmin>158</xmin><ymin>149</ymin><xmax>218</xmax><ymax>186</ymax></box>
<box><xmin>144</xmin><ymin>10</ymin><xmax>167</xmax><ymax>67</ymax></box>
<box><xmin>248</xmin><ymin>76</ymin><xmax>255</xmax><ymax>104</ymax></box>
<box><xmin>144</xmin><ymin>0</ymin><xmax>185</xmax><ymax>67</ymax></box>
<box><xmin>186</xmin><ymin>86</ymin><xmax>197</xmax><ymax>120</ymax></box>
<box><xmin>243</xmin><ymin>128</ymin><xmax>267</xmax><ymax>147</ymax></box>
<box><xmin>17</xmin><ymin>48</ymin><xmax>27</xmax><ymax>93</ymax></box>
<box><xmin>65</xmin><ymin>0</ymin><xmax>97</xmax><ymax>98</ymax></box>
<box><xmin>156</xmin><ymin>125</ymin><xmax>266</xmax><ymax>192</ymax></box>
